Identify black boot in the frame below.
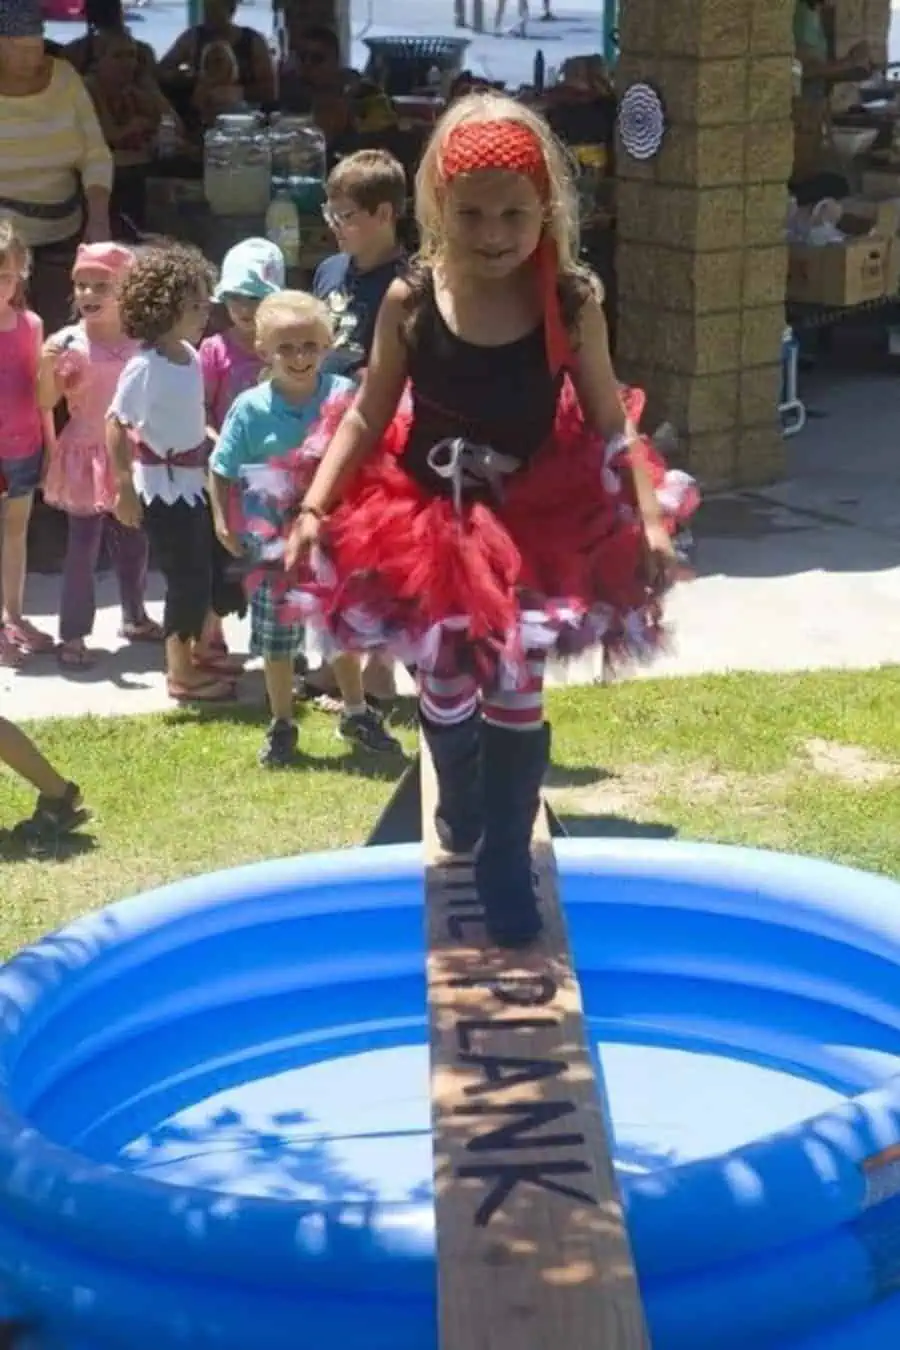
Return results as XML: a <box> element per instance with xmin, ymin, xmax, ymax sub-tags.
<box><xmin>475</xmin><ymin>721</ymin><xmax>550</xmax><ymax>948</ymax></box>
<box><xmin>420</xmin><ymin>713</ymin><xmax>483</xmax><ymax>854</ymax></box>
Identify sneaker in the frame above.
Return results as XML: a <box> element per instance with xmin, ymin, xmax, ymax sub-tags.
<box><xmin>14</xmin><ymin>781</ymin><xmax>89</xmax><ymax>841</ymax></box>
<box><xmin>258</xmin><ymin>719</ymin><xmax>299</xmax><ymax>768</ymax></box>
<box><xmin>339</xmin><ymin>707</ymin><xmax>403</xmax><ymax>754</ymax></box>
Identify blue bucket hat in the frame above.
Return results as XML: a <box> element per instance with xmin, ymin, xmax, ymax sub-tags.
<box><xmin>213</xmin><ymin>238</ymin><xmax>286</xmax><ymax>303</ymax></box>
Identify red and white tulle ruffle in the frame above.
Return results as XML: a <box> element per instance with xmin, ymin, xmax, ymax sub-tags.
<box><xmin>241</xmin><ymin>382</ymin><xmax>700</xmax><ymax>689</ymax></box>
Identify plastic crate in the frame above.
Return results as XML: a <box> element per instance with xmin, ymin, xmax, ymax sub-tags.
<box><xmin>364</xmin><ymin>35</ymin><xmax>470</xmax><ymax>97</ymax></box>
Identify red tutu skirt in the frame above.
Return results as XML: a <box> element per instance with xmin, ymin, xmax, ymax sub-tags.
<box><xmin>243</xmin><ymin>380</ymin><xmax>699</xmax><ymax>688</ymax></box>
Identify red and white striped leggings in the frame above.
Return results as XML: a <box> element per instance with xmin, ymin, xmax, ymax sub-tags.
<box><xmin>418</xmin><ymin>647</ymin><xmax>546</xmax><ymax>732</ymax></box>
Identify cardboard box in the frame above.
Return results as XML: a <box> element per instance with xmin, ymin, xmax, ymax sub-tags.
<box><xmin>841</xmin><ymin>198</ymin><xmax>900</xmax><ymax>295</ymax></box>
<box><xmin>787</xmin><ymin>235</ymin><xmax>889</xmax><ymax>306</ymax></box>
<box><xmin>787</xmin><ymin>196</ymin><xmax>898</xmax><ymax>306</ymax></box>
<box><xmin>861</xmin><ymin>166</ymin><xmax>900</xmax><ymax>199</ymax></box>
<box><xmin>840</xmin><ymin>198</ymin><xmax>900</xmax><ymax>235</ymax></box>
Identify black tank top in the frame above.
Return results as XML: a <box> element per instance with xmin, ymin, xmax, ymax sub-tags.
<box><xmin>402</xmin><ymin>280</ymin><xmax>562</xmax><ymax>495</ymax></box>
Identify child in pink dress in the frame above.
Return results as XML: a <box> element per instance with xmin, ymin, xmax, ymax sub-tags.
<box><xmin>41</xmin><ymin>243</ymin><xmax>160</xmax><ymax>669</ymax></box>
<box><xmin>198</xmin><ymin>238</ymin><xmax>285</xmax><ymax>666</ymax></box>
<box><xmin>0</xmin><ymin>218</ymin><xmax>51</xmax><ymax>668</ymax></box>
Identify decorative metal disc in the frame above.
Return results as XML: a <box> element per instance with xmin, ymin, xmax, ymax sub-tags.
<box><xmin>617</xmin><ymin>82</ymin><xmax>666</xmax><ymax>161</ymax></box>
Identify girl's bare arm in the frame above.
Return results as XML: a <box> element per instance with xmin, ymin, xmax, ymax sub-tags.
<box><xmin>570</xmin><ymin>292</ymin><xmax>664</xmax><ymax>532</ymax></box>
<box><xmin>299</xmin><ymin>279</ymin><xmax>410</xmax><ymax>517</ymax></box>
<box><xmin>105</xmin><ymin>415</ymin><xmax>135</xmax><ymax>486</ymax></box>
<box><xmin>37</xmin><ymin>347</ymin><xmax>60</xmax><ymax>411</ymax></box>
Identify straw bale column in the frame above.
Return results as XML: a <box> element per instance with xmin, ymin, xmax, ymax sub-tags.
<box><xmin>614</xmin><ymin>0</ymin><xmax>794</xmax><ymax>488</ymax></box>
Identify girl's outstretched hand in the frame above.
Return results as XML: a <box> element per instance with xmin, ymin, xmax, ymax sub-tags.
<box><xmin>285</xmin><ymin>510</ymin><xmax>322</xmax><ymax>571</ymax></box>
<box><xmin>644</xmin><ymin>520</ymin><xmax>678</xmax><ymax>591</ymax></box>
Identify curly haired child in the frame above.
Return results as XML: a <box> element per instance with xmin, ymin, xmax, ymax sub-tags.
<box><xmin>105</xmin><ymin>241</ymin><xmax>235</xmax><ymax>703</ymax></box>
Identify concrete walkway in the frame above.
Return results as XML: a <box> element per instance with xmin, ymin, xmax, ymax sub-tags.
<box><xmin>2</xmin><ymin>372</ymin><xmax>898</xmax><ymax>723</ymax></box>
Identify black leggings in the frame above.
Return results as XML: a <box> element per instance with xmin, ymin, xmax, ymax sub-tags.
<box><xmin>209</xmin><ymin>517</ymin><xmax>247</xmax><ymax>621</ymax></box>
<box><xmin>143</xmin><ymin>497</ymin><xmax>212</xmax><ymax>642</ymax></box>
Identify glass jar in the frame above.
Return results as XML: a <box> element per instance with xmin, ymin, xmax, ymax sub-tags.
<box><xmin>268</xmin><ymin>114</ymin><xmax>327</xmax><ymax>215</ymax></box>
<box><xmin>203</xmin><ymin>113</ymin><xmax>272</xmax><ymax>217</ymax></box>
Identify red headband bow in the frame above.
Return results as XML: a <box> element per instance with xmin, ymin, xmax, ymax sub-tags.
<box><xmin>438</xmin><ymin>118</ymin><xmax>572</xmax><ymax>377</ymax></box>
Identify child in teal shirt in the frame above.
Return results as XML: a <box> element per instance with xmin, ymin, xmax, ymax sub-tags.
<box><xmin>209</xmin><ymin>290</ymin><xmax>401</xmax><ymax>767</ymax></box>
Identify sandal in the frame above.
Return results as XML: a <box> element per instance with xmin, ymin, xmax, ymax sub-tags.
<box><xmin>13</xmin><ymin>781</ymin><xmax>90</xmax><ymax>842</ymax></box>
<box><xmin>57</xmin><ymin>640</ymin><xmax>95</xmax><ymax>670</ymax></box>
<box><xmin>0</xmin><ymin>628</ymin><xmax>25</xmax><ymax>669</ymax></box>
<box><xmin>297</xmin><ymin>679</ymin><xmax>344</xmax><ymax>715</ymax></box>
<box><xmin>167</xmin><ymin>676</ymin><xmax>236</xmax><ymax>704</ymax></box>
<box><xmin>297</xmin><ymin>679</ymin><xmax>383</xmax><ymax>716</ymax></box>
<box><xmin>194</xmin><ymin>650</ymin><xmax>245</xmax><ymax>676</ymax></box>
<box><xmin>5</xmin><ymin>619</ymin><xmax>54</xmax><ymax>655</ymax></box>
<box><xmin>120</xmin><ymin>617</ymin><xmax>164</xmax><ymax>643</ymax></box>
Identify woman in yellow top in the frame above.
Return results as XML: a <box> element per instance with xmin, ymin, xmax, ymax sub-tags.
<box><xmin>0</xmin><ymin>0</ymin><xmax>112</xmax><ymax>328</ymax></box>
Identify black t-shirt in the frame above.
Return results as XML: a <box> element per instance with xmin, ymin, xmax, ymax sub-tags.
<box><xmin>312</xmin><ymin>250</ymin><xmax>406</xmax><ymax>376</ymax></box>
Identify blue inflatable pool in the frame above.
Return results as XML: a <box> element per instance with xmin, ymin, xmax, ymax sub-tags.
<box><xmin>2</xmin><ymin>839</ymin><xmax>900</xmax><ymax>1349</ymax></box>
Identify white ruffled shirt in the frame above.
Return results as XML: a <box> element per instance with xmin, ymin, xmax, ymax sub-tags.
<box><xmin>108</xmin><ymin>344</ymin><xmax>208</xmax><ymax>506</ymax></box>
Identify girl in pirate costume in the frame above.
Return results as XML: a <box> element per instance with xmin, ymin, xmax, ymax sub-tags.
<box><xmin>251</xmin><ymin>93</ymin><xmax>699</xmax><ymax>948</ymax></box>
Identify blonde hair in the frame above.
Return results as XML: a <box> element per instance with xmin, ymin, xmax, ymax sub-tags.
<box><xmin>415</xmin><ymin>92</ymin><xmax>584</xmax><ymax>284</ymax></box>
<box><xmin>255</xmin><ymin>290</ymin><xmax>334</xmax><ymax>351</ymax></box>
<box><xmin>0</xmin><ymin>217</ymin><xmax>31</xmax><ymax>310</ymax></box>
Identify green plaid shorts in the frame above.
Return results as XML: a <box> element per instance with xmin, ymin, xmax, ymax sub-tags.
<box><xmin>250</xmin><ymin>581</ymin><xmax>304</xmax><ymax>661</ymax></box>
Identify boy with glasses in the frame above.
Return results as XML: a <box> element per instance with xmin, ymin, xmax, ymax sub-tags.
<box><xmin>313</xmin><ymin>149</ymin><xmax>408</xmax><ymax>378</ymax></box>
<box><xmin>302</xmin><ymin>149</ymin><xmax>408</xmax><ymax>712</ymax></box>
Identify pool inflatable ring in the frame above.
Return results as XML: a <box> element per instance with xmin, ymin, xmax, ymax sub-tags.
<box><xmin>1</xmin><ymin>840</ymin><xmax>900</xmax><ymax>1348</ymax></box>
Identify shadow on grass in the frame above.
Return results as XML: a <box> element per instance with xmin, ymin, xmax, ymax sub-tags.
<box><xmin>160</xmin><ymin>701</ymin><xmax>412</xmax><ymax>784</ymax></box>
<box><xmin>0</xmin><ymin>827</ymin><xmax>98</xmax><ymax>865</ymax></box>
<box><xmin>557</xmin><ymin>813</ymin><xmax>677</xmax><ymax>841</ymax></box>
<box><xmin>546</xmin><ymin>763</ymin><xmax>616</xmax><ymax>791</ymax></box>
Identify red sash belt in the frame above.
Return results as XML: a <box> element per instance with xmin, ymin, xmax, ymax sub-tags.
<box><xmin>135</xmin><ymin>440</ymin><xmax>210</xmax><ymax>477</ymax></box>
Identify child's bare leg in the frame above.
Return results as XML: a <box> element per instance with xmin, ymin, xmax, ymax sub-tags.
<box><xmin>264</xmin><ymin>656</ymin><xmax>295</xmax><ymax>724</ymax></box>
<box><xmin>167</xmin><ymin>635</ymin><xmax>230</xmax><ymax>694</ymax></box>
<box><xmin>333</xmin><ymin>652</ymin><xmax>402</xmax><ymax>754</ymax></box>
<box><xmin>1</xmin><ymin>493</ymin><xmax>51</xmax><ymax>649</ymax></box>
<box><xmin>1</xmin><ymin>495</ymin><xmax>30</xmax><ymax>624</ymax></box>
<box><xmin>195</xmin><ymin>611</ymin><xmax>244</xmax><ymax>673</ymax></box>
<box><xmin>363</xmin><ymin>652</ymin><xmax>397</xmax><ymax>701</ymax></box>
<box><xmin>259</xmin><ymin>655</ymin><xmax>299</xmax><ymax>768</ymax></box>
<box><xmin>200</xmin><ymin>611</ymin><xmax>225</xmax><ymax>648</ymax></box>
<box><xmin>0</xmin><ymin>716</ymin><xmax>69</xmax><ymax>797</ymax></box>
<box><xmin>332</xmin><ymin>652</ymin><xmax>367</xmax><ymax>715</ymax></box>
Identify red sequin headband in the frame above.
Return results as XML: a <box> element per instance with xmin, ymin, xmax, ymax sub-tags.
<box><xmin>438</xmin><ymin>118</ymin><xmax>550</xmax><ymax>194</ymax></box>
<box><xmin>437</xmin><ymin>118</ymin><xmax>571</xmax><ymax>376</ymax></box>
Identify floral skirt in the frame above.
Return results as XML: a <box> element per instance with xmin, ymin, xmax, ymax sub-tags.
<box><xmin>43</xmin><ymin>434</ymin><xmax>116</xmax><ymax>517</ymax></box>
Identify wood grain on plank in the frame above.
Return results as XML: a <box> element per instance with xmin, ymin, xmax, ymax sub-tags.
<box><xmin>422</xmin><ymin>743</ymin><xmax>650</xmax><ymax>1350</ymax></box>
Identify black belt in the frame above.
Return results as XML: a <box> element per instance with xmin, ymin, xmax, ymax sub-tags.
<box><xmin>0</xmin><ymin>191</ymin><xmax>81</xmax><ymax>222</ymax></box>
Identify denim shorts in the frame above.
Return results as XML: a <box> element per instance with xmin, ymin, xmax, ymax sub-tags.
<box><xmin>0</xmin><ymin>449</ymin><xmax>43</xmax><ymax>499</ymax></box>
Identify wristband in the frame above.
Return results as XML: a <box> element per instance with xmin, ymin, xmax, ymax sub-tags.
<box><xmin>298</xmin><ymin>503</ymin><xmax>325</xmax><ymax>521</ymax></box>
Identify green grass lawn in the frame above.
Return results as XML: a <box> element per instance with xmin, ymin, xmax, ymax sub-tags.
<box><xmin>2</xmin><ymin>668</ymin><xmax>899</xmax><ymax>960</ymax></box>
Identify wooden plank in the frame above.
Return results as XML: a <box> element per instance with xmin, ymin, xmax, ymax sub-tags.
<box><xmin>422</xmin><ymin>744</ymin><xmax>650</xmax><ymax>1350</ymax></box>
<box><xmin>366</xmin><ymin>756</ymin><xmax>422</xmax><ymax>846</ymax></box>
